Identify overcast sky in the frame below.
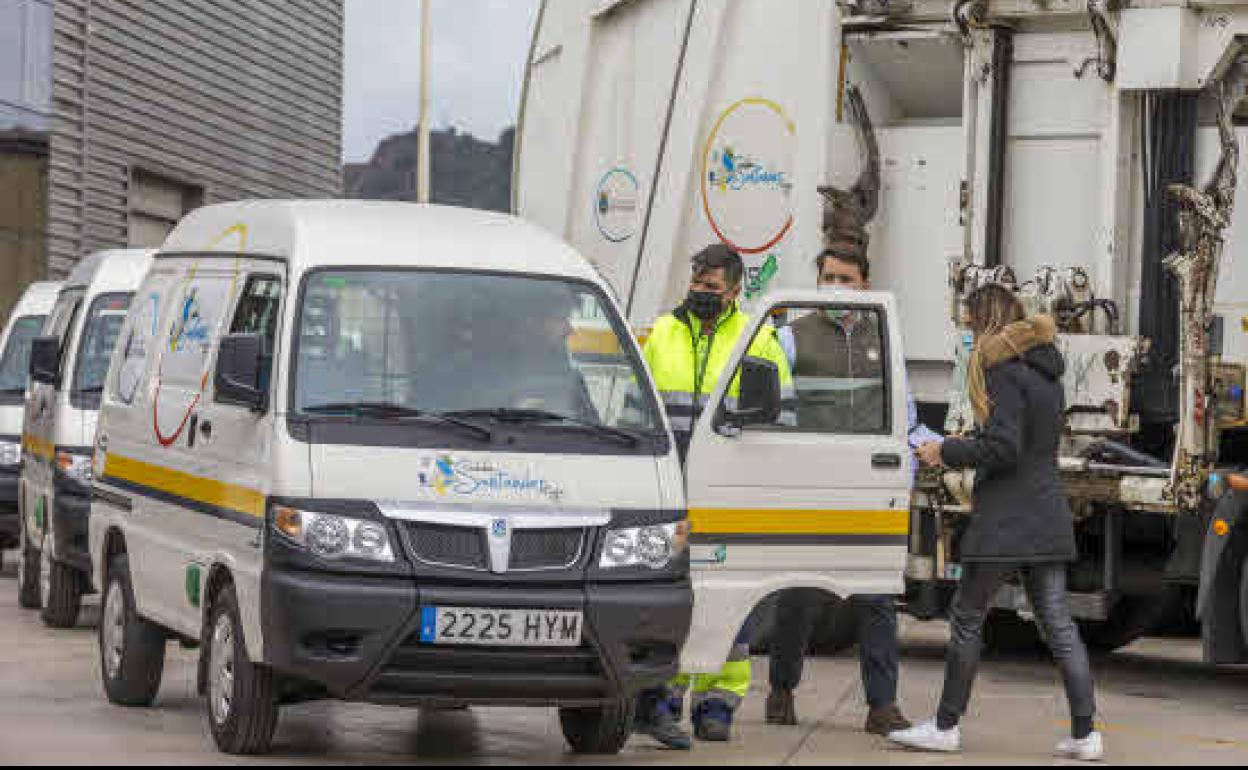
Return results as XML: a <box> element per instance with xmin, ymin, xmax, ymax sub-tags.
<box><xmin>342</xmin><ymin>0</ymin><xmax>540</xmax><ymax>163</ymax></box>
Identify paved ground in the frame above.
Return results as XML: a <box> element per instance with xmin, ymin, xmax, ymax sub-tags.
<box><xmin>2</xmin><ymin>556</ymin><xmax>1248</xmax><ymax>765</ymax></box>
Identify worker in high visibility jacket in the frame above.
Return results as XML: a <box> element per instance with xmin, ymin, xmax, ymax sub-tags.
<box><xmin>634</xmin><ymin>243</ymin><xmax>795</xmax><ymax>748</ymax></box>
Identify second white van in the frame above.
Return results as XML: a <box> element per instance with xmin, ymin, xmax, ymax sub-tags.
<box><xmin>20</xmin><ymin>249</ymin><xmax>153</xmax><ymax>625</ymax></box>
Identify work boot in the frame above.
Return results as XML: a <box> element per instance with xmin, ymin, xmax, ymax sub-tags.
<box><xmin>634</xmin><ymin>693</ymin><xmax>691</xmax><ymax>750</ymax></box>
<box><xmin>692</xmin><ymin>699</ymin><xmax>734</xmax><ymax>742</ymax></box>
<box><xmin>765</xmin><ymin>688</ymin><xmax>798</xmax><ymax>725</ymax></box>
<box><xmin>864</xmin><ymin>703</ymin><xmax>912</xmax><ymax>736</ymax></box>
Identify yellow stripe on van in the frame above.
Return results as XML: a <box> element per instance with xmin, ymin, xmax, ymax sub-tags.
<box><xmin>22</xmin><ymin>433</ymin><xmax>55</xmax><ymax>462</ymax></box>
<box><xmin>103</xmin><ymin>453</ymin><xmax>265</xmax><ymax>520</ymax></box>
<box><xmin>688</xmin><ymin>508</ymin><xmax>909</xmax><ymax>536</ymax></box>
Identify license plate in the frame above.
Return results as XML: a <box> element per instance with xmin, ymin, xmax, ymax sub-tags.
<box><xmin>419</xmin><ymin>606</ymin><xmax>583</xmax><ymax>647</ymax></box>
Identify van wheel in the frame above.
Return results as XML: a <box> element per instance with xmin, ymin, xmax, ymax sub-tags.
<box><xmin>17</xmin><ymin>527</ymin><xmax>41</xmax><ymax>609</ymax></box>
<box><xmin>559</xmin><ymin>698</ymin><xmax>635</xmax><ymax>754</ymax></box>
<box><xmin>100</xmin><ymin>555</ymin><xmax>166</xmax><ymax>706</ymax></box>
<box><xmin>206</xmin><ymin>585</ymin><xmax>279</xmax><ymax>755</ymax></box>
<box><xmin>41</xmin><ymin>560</ymin><xmax>83</xmax><ymax>628</ymax></box>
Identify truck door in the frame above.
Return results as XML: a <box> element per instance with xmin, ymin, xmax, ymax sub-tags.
<box><xmin>681</xmin><ymin>290</ymin><xmax>911</xmax><ymax>672</ymax></box>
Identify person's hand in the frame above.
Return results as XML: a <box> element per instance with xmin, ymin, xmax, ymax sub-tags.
<box><xmin>915</xmin><ymin>441</ymin><xmax>945</xmax><ymax>468</ymax></box>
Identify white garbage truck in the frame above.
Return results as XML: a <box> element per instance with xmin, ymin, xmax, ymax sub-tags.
<box><xmin>514</xmin><ymin>0</ymin><xmax>1248</xmax><ymax>660</ymax></box>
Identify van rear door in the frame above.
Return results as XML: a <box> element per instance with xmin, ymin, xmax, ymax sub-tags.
<box><xmin>680</xmin><ymin>290</ymin><xmax>911</xmax><ymax>671</ymax></box>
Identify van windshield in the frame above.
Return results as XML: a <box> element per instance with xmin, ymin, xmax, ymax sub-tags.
<box><xmin>72</xmin><ymin>293</ymin><xmax>133</xmax><ymax>409</ymax></box>
<box><xmin>292</xmin><ymin>270</ymin><xmax>665</xmax><ymax>452</ymax></box>
<box><xmin>0</xmin><ymin>315</ymin><xmax>48</xmax><ymax>399</ymax></box>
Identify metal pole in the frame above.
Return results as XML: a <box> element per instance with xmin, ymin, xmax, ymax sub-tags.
<box><xmin>417</xmin><ymin>0</ymin><xmax>432</xmax><ymax>204</ymax></box>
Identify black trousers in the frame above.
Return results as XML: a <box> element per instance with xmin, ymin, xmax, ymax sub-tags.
<box><xmin>768</xmin><ymin>590</ymin><xmax>899</xmax><ymax>708</ymax></box>
<box><xmin>937</xmin><ymin>561</ymin><xmax>1096</xmax><ymax>727</ymax></box>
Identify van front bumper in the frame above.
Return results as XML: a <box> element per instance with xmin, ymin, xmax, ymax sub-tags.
<box><xmin>261</xmin><ymin>568</ymin><xmax>691</xmax><ymax>707</ymax></box>
<box><xmin>49</xmin><ymin>480</ymin><xmax>91</xmax><ymax>574</ymax></box>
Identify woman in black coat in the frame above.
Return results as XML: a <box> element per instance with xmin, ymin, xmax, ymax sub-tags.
<box><xmin>888</xmin><ymin>284</ymin><xmax>1101</xmax><ymax>760</ymax></box>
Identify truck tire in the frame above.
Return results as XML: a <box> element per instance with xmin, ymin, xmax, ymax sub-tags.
<box><xmin>206</xmin><ymin>584</ymin><xmax>279</xmax><ymax>755</ymax></box>
<box><xmin>17</xmin><ymin>528</ymin><xmax>41</xmax><ymax>609</ymax></box>
<box><xmin>100</xmin><ymin>555</ymin><xmax>166</xmax><ymax>706</ymax></box>
<box><xmin>559</xmin><ymin>698</ymin><xmax>635</xmax><ymax>754</ymax></box>
<box><xmin>1078</xmin><ymin>598</ymin><xmax>1158</xmax><ymax>654</ymax></box>
<box><xmin>41</xmin><ymin>560</ymin><xmax>83</xmax><ymax>628</ymax></box>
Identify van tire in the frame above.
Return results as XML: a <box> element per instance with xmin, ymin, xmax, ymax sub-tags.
<box><xmin>41</xmin><ymin>560</ymin><xmax>83</xmax><ymax>628</ymax></box>
<box><xmin>17</xmin><ymin>528</ymin><xmax>41</xmax><ymax>609</ymax></box>
<box><xmin>100</xmin><ymin>555</ymin><xmax>166</xmax><ymax>706</ymax></box>
<box><xmin>559</xmin><ymin>698</ymin><xmax>635</xmax><ymax>754</ymax></box>
<box><xmin>206</xmin><ymin>585</ymin><xmax>279</xmax><ymax>755</ymax></box>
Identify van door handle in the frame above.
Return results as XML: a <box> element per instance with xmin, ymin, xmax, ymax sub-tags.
<box><xmin>872</xmin><ymin>453</ymin><xmax>903</xmax><ymax>469</ymax></box>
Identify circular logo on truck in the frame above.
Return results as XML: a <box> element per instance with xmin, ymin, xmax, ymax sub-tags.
<box><xmin>594</xmin><ymin>167</ymin><xmax>641</xmax><ymax>243</ymax></box>
<box><xmin>700</xmin><ymin>97</ymin><xmax>797</xmax><ymax>255</ymax></box>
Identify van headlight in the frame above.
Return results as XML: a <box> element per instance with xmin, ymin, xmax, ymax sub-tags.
<box><xmin>0</xmin><ymin>439</ymin><xmax>21</xmax><ymax>468</ymax></box>
<box><xmin>55</xmin><ymin>450</ymin><xmax>92</xmax><ymax>485</ymax></box>
<box><xmin>599</xmin><ymin>521</ymin><xmax>689</xmax><ymax>570</ymax></box>
<box><xmin>272</xmin><ymin>505</ymin><xmax>395</xmax><ymax>562</ymax></box>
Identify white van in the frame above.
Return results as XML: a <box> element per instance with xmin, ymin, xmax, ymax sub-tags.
<box><xmin>89</xmin><ymin>201</ymin><xmax>911</xmax><ymax>756</ymax></box>
<box><xmin>0</xmin><ymin>282</ymin><xmax>62</xmax><ymax>556</ymax></box>
<box><xmin>19</xmin><ymin>250</ymin><xmax>153</xmax><ymax>625</ymax></box>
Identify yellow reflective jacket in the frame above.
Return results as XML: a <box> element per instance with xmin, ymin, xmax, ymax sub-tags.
<box><xmin>642</xmin><ymin>304</ymin><xmax>794</xmax><ymax>450</ymax></box>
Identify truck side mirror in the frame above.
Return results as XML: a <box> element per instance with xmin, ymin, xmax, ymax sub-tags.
<box><xmin>726</xmin><ymin>356</ymin><xmax>782</xmax><ymax>427</ymax></box>
<box><xmin>29</xmin><ymin>336</ymin><xmax>62</xmax><ymax>386</ymax></box>
<box><xmin>215</xmin><ymin>333</ymin><xmax>267</xmax><ymax>412</ymax></box>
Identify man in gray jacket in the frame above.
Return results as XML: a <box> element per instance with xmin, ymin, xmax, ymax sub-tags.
<box><xmin>765</xmin><ymin>246</ymin><xmax>940</xmax><ymax>735</ymax></box>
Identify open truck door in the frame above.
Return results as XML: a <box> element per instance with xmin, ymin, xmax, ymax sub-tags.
<box><xmin>681</xmin><ymin>290</ymin><xmax>912</xmax><ymax>672</ymax></box>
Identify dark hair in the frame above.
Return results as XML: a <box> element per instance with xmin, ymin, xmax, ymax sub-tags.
<box><xmin>692</xmin><ymin>243</ymin><xmax>744</xmax><ymax>288</ymax></box>
<box><xmin>816</xmin><ymin>246</ymin><xmax>870</xmax><ymax>280</ymax></box>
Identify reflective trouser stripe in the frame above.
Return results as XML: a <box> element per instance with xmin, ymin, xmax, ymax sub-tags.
<box><xmin>667</xmin><ymin>642</ymin><xmax>751</xmax><ymax>709</ymax></box>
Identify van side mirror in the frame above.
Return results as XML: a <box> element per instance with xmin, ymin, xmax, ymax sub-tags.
<box><xmin>725</xmin><ymin>356</ymin><xmax>782</xmax><ymax>427</ymax></box>
<box><xmin>29</xmin><ymin>336</ymin><xmax>61</xmax><ymax>386</ymax></box>
<box><xmin>215</xmin><ymin>333</ymin><xmax>267</xmax><ymax>412</ymax></box>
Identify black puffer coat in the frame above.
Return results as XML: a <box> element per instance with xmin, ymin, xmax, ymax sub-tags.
<box><xmin>940</xmin><ymin>339</ymin><xmax>1076</xmax><ymax>563</ymax></box>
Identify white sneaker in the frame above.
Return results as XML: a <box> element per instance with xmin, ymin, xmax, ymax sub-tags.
<box><xmin>1056</xmin><ymin>731</ymin><xmax>1105</xmax><ymax>761</ymax></box>
<box><xmin>886</xmin><ymin>718</ymin><xmax>961</xmax><ymax>753</ymax></box>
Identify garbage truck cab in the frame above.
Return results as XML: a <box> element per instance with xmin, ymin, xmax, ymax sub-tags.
<box><xmin>88</xmin><ymin>200</ymin><xmax>910</xmax><ymax>756</ymax></box>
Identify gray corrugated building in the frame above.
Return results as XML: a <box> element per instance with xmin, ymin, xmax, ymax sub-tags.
<box><xmin>0</xmin><ymin>0</ymin><xmax>343</xmax><ymax>314</ymax></box>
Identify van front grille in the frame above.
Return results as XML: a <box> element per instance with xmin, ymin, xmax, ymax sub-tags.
<box><xmin>401</xmin><ymin>522</ymin><xmax>488</xmax><ymax>571</ymax></box>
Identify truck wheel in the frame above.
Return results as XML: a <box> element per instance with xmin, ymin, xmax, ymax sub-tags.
<box><xmin>1078</xmin><ymin>598</ymin><xmax>1159</xmax><ymax>654</ymax></box>
<box><xmin>100</xmin><ymin>555</ymin><xmax>166</xmax><ymax>706</ymax></box>
<box><xmin>41</xmin><ymin>560</ymin><xmax>84</xmax><ymax>628</ymax></box>
<box><xmin>559</xmin><ymin>698</ymin><xmax>635</xmax><ymax>754</ymax></box>
<box><xmin>206</xmin><ymin>584</ymin><xmax>278</xmax><ymax>755</ymax></box>
<box><xmin>17</xmin><ymin>527</ymin><xmax>41</xmax><ymax>609</ymax></box>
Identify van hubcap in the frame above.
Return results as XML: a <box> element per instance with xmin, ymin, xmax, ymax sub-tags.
<box><xmin>102</xmin><ymin>580</ymin><xmax>126</xmax><ymax>679</ymax></box>
<box><xmin>209</xmin><ymin>614</ymin><xmax>235</xmax><ymax>725</ymax></box>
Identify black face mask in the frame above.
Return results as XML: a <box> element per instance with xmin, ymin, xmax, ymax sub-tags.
<box><xmin>684</xmin><ymin>290</ymin><xmax>724</xmax><ymax>322</ymax></box>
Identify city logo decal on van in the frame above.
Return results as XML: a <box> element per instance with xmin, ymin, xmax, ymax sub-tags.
<box><xmin>417</xmin><ymin>455</ymin><xmax>565</xmax><ymax>503</ymax></box>
<box><xmin>169</xmin><ymin>288</ymin><xmax>210</xmax><ymax>352</ymax></box>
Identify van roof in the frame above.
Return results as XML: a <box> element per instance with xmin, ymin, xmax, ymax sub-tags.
<box><xmin>159</xmin><ymin>200</ymin><xmax>602</xmax><ymax>283</ymax></box>
<box><xmin>13</xmin><ymin>281</ymin><xmax>64</xmax><ymax>313</ymax></box>
<box><xmin>65</xmin><ymin>249</ymin><xmax>156</xmax><ymax>292</ymax></box>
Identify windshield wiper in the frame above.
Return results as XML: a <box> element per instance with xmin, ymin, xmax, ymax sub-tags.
<box><xmin>302</xmin><ymin>402</ymin><xmax>493</xmax><ymax>441</ymax></box>
<box><xmin>443</xmin><ymin>408</ymin><xmax>643</xmax><ymax>447</ymax></box>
